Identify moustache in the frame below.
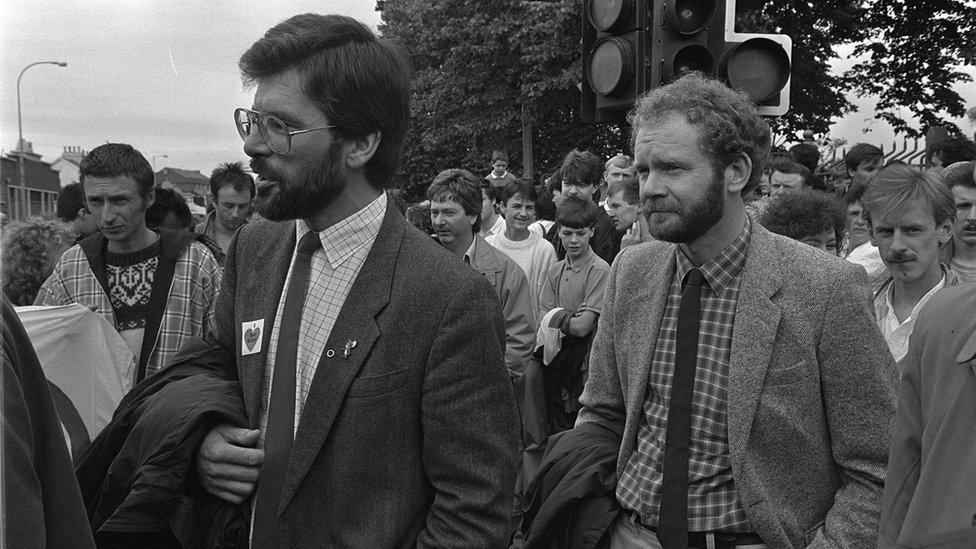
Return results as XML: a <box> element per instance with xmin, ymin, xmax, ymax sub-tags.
<box><xmin>886</xmin><ymin>252</ymin><xmax>916</xmax><ymax>263</ymax></box>
<box><xmin>642</xmin><ymin>199</ymin><xmax>680</xmax><ymax>213</ymax></box>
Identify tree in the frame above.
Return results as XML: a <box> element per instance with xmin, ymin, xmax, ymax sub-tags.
<box><xmin>846</xmin><ymin>0</ymin><xmax>976</xmax><ymax>138</ymax></box>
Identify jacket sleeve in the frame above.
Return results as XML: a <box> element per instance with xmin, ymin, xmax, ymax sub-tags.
<box><xmin>576</xmin><ymin>249</ymin><xmax>627</xmax><ymax>429</ymax></box>
<box><xmin>590</xmin><ymin>216</ymin><xmax>620</xmax><ymax>266</ymax></box>
<box><xmin>196</xmin><ymin>244</ymin><xmax>223</xmax><ymax>339</ymax></box>
<box><xmin>500</xmin><ymin>265</ymin><xmax>536</xmax><ymax>377</ymax></box>
<box><xmin>808</xmin><ymin>267</ymin><xmax>897</xmax><ymax>549</ymax></box>
<box><xmin>33</xmin><ymin>258</ymin><xmax>70</xmax><ymax>306</ymax></box>
<box><xmin>417</xmin><ymin>275</ymin><xmax>520</xmax><ymax>548</ymax></box>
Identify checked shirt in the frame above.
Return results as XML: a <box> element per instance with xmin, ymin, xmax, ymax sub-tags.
<box><xmin>617</xmin><ymin>217</ymin><xmax>753</xmax><ymax>532</ymax></box>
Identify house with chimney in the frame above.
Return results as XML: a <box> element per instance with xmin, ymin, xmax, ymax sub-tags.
<box><xmin>1</xmin><ymin>140</ymin><xmax>60</xmax><ymax>222</ymax></box>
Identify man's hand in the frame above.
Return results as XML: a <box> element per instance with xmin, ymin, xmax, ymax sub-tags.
<box><xmin>621</xmin><ymin>216</ymin><xmax>650</xmax><ymax>249</ymax></box>
<box><xmin>196</xmin><ymin>424</ymin><xmax>263</xmax><ymax>505</ymax></box>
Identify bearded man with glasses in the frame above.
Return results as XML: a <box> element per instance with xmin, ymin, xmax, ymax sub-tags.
<box><xmin>192</xmin><ymin>13</ymin><xmax>519</xmax><ymax>548</ymax></box>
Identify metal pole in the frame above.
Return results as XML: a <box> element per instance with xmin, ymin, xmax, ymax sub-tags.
<box><xmin>16</xmin><ymin>61</ymin><xmax>67</xmax><ymax>220</ymax></box>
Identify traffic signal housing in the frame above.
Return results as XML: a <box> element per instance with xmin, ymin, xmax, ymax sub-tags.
<box><xmin>581</xmin><ymin>0</ymin><xmax>792</xmax><ymax>121</ymax></box>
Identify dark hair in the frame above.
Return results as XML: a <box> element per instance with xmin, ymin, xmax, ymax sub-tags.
<box><xmin>405</xmin><ymin>200</ymin><xmax>433</xmax><ymax>235</ymax></box>
<box><xmin>479</xmin><ymin>179</ymin><xmax>502</xmax><ymax>204</ymax></box>
<box><xmin>145</xmin><ymin>187</ymin><xmax>193</xmax><ymax>231</ymax></box>
<box><xmin>2</xmin><ymin>218</ymin><xmax>75</xmax><ymax>305</ymax></box>
<box><xmin>556</xmin><ymin>197</ymin><xmax>601</xmax><ymax>229</ymax></box>
<box><xmin>788</xmin><ymin>143</ymin><xmax>821</xmax><ymax>173</ymax></box>
<box><xmin>629</xmin><ymin>72</ymin><xmax>771</xmax><ymax>195</ymax></box>
<box><xmin>56</xmin><ymin>183</ymin><xmax>87</xmax><ymax>222</ymax></box>
<box><xmin>559</xmin><ymin>149</ymin><xmax>603</xmax><ymax>188</ymax></box>
<box><xmin>770</xmin><ymin>158</ymin><xmax>819</xmax><ymax>190</ymax></box>
<box><xmin>501</xmin><ymin>179</ymin><xmax>538</xmax><ymax>206</ymax></box>
<box><xmin>845</xmin><ymin>180</ymin><xmax>868</xmax><ymax>206</ymax></box>
<box><xmin>844</xmin><ymin>143</ymin><xmax>883</xmax><ymax>173</ymax></box>
<box><xmin>760</xmin><ymin>189</ymin><xmax>846</xmax><ymax>247</ymax></box>
<box><xmin>427</xmin><ymin>168</ymin><xmax>482</xmax><ymax>233</ymax></box>
<box><xmin>534</xmin><ymin>184</ymin><xmax>556</xmax><ymax>222</ymax></box>
<box><xmin>943</xmin><ymin>160</ymin><xmax>976</xmax><ymax>189</ymax></box>
<box><xmin>608</xmin><ymin>174</ymin><xmax>640</xmax><ymax>205</ymax></box>
<box><xmin>239</xmin><ymin>14</ymin><xmax>411</xmax><ymax>189</ymax></box>
<box><xmin>210</xmin><ymin>161</ymin><xmax>255</xmax><ymax>199</ymax></box>
<box><xmin>491</xmin><ymin>150</ymin><xmax>508</xmax><ymax>163</ymax></box>
<box><xmin>929</xmin><ymin>137</ymin><xmax>976</xmax><ymax>166</ymax></box>
<box><xmin>79</xmin><ymin>143</ymin><xmax>154</xmax><ymax>198</ymax></box>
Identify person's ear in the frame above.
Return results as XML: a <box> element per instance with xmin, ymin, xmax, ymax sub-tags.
<box><xmin>344</xmin><ymin>132</ymin><xmax>382</xmax><ymax>170</ymax></box>
<box><xmin>937</xmin><ymin>218</ymin><xmax>954</xmax><ymax>245</ymax></box>
<box><xmin>725</xmin><ymin>152</ymin><xmax>752</xmax><ymax>194</ymax></box>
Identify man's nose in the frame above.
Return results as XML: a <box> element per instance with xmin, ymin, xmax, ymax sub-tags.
<box><xmin>640</xmin><ymin>175</ymin><xmax>667</xmax><ymax>199</ymax></box>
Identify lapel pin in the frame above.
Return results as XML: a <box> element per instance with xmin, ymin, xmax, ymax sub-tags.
<box><xmin>343</xmin><ymin>340</ymin><xmax>358</xmax><ymax>359</ymax></box>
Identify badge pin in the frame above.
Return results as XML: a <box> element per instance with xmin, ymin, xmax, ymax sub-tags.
<box><xmin>343</xmin><ymin>340</ymin><xmax>358</xmax><ymax>359</ymax></box>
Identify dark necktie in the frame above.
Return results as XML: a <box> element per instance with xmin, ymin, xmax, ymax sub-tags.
<box><xmin>252</xmin><ymin>231</ymin><xmax>321</xmax><ymax>547</ymax></box>
<box><xmin>658</xmin><ymin>267</ymin><xmax>705</xmax><ymax>549</ymax></box>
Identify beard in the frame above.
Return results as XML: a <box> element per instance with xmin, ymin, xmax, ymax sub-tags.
<box><xmin>641</xmin><ymin>170</ymin><xmax>725</xmax><ymax>243</ymax></box>
<box><xmin>250</xmin><ymin>141</ymin><xmax>346</xmax><ymax>221</ymax></box>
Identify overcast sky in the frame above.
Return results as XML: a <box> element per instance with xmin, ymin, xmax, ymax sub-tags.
<box><xmin>2</xmin><ymin>1</ymin><xmax>973</xmax><ymax>177</ymax></box>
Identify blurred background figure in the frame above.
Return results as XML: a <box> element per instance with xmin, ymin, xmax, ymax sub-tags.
<box><xmin>760</xmin><ymin>189</ymin><xmax>846</xmax><ymax>255</ymax></box>
<box><xmin>405</xmin><ymin>200</ymin><xmax>434</xmax><ymax>237</ymax></box>
<box><xmin>146</xmin><ymin>186</ymin><xmax>194</xmax><ymax>232</ymax></box>
<box><xmin>2</xmin><ymin>218</ymin><xmax>75</xmax><ymax>305</ymax></box>
<box><xmin>55</xmin><ymin>183</ymin><xmax>99</xmax><ymax>242</ymax></box>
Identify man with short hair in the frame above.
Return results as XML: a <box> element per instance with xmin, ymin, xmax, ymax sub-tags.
<box><xmin>55</xmin><ymin>182</ymin><xmax>99</xmax><ymax>241</ymax></box>
<box><xmin>36</xmin><ymin>143</ymin><xmax>221</xmax><ymax>383</ymax></box>
<box><xmin>430</xmin><ymin>169</ymin><xmax>536</xmax><ymax>377</ymax></box>
<box><xmin>194</xmin><ymin>16</ymin><xmax>518</xmax><ymax>547</ymax></box>
<box><xmin>842</xmin><ymin>143</ymin><xmax>883</xmax><ymax>196</ymax></box>
<box><xmin>486</xmin><ymin>179</ymin><xmax>557</xmax><ymax>316</ymax></box>
<box><xmin>195</xmin><ymin>161</ymin><xmax>254</xmax><ymax>253</ymax></box>
<box><xmin>844</xmin><ymin>183</ymin><xmax>890</xmax><ymax>293</ymax></box>
<box><xmin>545</xmin><ymin>149</ymin><xmax>621</xmax><ymax>265</ymax></box>
<box><xmin>927</xmin><ymin>136</ymin><xmax>976</xmax><ymax>169</ymax></box>
<box><xmin>759</xmin><ymin>188</ymin><xmax>846</xmax><ymax>255</ymax></box>
<box><xmin>600</xmin><ymin>154</ymin><xmax>635</xmax><ymax>210</ymax></box>
<box><xmin>147</xmin><ymin>186</ymin><xmax>194</xmax><ymax>232</ymax></box>
<box><xmin>768</xmin><ymin>159</ymin><xmax>818</xmax><ymax>196</ymax></box>
<box><xmin>941</xmin><ymin>160</ymin><xmax>976</xmax><ymax>282</ymax></box>
<box><xmin>579</xmin><ymin>73</ymin><xmax>895</xmax><ymax>548</ymax></box>
<box><xmin>479</xmin><ymin>179</ymin><xmax>506</xmax><ymax>237</ymax></box>
<box><xmin>862</xmin><ymin>164</ymin><xmax>958</xmax><ymax>362</ymax></box>
<box><xmin>486</xmin><ymin>150</ymin><xmax>518</xmax><ymax>189</ymax></box>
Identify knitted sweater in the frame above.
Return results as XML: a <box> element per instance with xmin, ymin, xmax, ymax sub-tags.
<box><xmin>485</xmin><ymin>231</ymin><xmax>557</xmax><ymax>315</ymax></box>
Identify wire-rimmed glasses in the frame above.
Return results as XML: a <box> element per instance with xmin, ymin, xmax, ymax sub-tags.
<box><xmin>234</xmin><ymin>108</ymin><xmax>334</xmax><ymax>154</ymax></box>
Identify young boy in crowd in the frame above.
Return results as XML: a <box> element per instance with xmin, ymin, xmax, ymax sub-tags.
<box><xmin>487</xmin><ymin>180</ymin><xmax>557</xmax><ymax>314</ymax></box>
<box><xmin>536</xmin><ymin>197</ymin><xmax>610</xmax><ymax>433</ymax></box>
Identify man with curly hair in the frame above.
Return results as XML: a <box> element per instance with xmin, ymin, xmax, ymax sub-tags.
<box><xmin>759</xmin><ymin>189</ymin><xmax>846</xmax><ymax>255</ymax></box>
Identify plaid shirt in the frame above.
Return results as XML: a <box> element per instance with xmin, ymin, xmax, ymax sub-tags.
<box><xmin>617</xmin><ymin>218</ymin><xmax>752</xmax><ymax>532</ymax></box>
<box><xmin>35</xmin><ymin>239</ymin><xmax>221</xmax><ymax>377</ymax></box>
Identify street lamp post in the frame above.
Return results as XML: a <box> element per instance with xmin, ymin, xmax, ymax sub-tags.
<box><xmin>152</xmin><ymin>155</ymin><xmax>168</xmax><ymax>186</ymax></box>
<box><xmin>16</xmin><ymin>61</ymin><xmax>67</xmax><ymax>220</ymax></box>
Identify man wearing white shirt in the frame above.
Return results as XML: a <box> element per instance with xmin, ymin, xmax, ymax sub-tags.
<box><xmin>862</xmin><ymin>164</ymin><xmax>959</xmax><ymax>362</ymax></box>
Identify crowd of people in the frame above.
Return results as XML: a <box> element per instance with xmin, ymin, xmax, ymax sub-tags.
<box><xmin>3</xmin><ymin>11</ymin><xmax>976</xmax><ymax>549</ymax></box>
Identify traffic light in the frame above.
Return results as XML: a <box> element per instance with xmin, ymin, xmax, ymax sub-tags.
<box><xmin>581</xmin><ymin>0</ymin><xmax>649</xmax><ymax>123</ymax></box>
<box><xmin>581</xmin><ymin>0</ymin><xmax>792</xmax><ymax>121</ymax></box>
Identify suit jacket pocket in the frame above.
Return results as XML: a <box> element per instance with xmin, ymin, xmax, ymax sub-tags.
<box><xmin>765</xmin><ymin>360</ymin><xmax>808</xmax><ymax>386</ymax></box>
<box><xmin>347</xmin><ymin>368</ymin><xmax>409</xmax><ymax>399</ymax></box>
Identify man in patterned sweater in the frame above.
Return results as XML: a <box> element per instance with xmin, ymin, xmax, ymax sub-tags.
<box><xmin>36</xmin><ymin>143</ymin><xmax>221</xmax><ymax>385</ymax></box>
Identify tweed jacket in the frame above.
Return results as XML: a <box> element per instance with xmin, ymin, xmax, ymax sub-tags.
<box><xmin>35</xmin><ymin>230</ymin><xmax>220</xmax><ymax>379</ymax></box>
<box><xmin>879</xmin><ymin>282</ymin><xmax>976</xmax><ymax>548</ymax></box>
<box><xmin>469</xmin><ymin>233</ymin><xmax>536</xmax><ymax>375</ymax></box>
<box><xmin>577</xmin><ymin>221</ymin><xmax>897</xmax><ymax>548</ymax></box>
<box><xmin>212</xmin><ymin>206</ymin><xmax>520</xmax><ymax>547</ymax></box>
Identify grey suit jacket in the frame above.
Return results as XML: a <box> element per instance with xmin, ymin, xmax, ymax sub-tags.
<box><xmin>578</xmin><ymin>222</ymin><xmax>896</xmax><ymax>548</ymax></box>
<box><xmin>214</xmin><ymin>206</ymin><xmax>520</xmax><ymax>547</ymax></box>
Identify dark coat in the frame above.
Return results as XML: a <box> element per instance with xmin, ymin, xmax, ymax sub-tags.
<box><xmin>520</xmin><ymin>421</ymin><xmax>622</xmax><ymax>549</ymax></box>
<box><xmin>74</xmin><ymin>338</ymin><xmax>247</xmax><ymax>548</ymax></box>
<box><xmin>214</xmin><ymin>205</ymin><xmax>520</xmax><ymax>547</ymax></box>
<box><xmin>2</xmin><ymin>297</ymin><xmax>96</xmax><ymax>549</ymax></box>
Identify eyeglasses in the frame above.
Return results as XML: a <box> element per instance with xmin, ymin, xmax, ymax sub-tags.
<box><xmin>234</xmin><ymin>108</ymin><xmax>334</xmax><ymax>154</ymax></box>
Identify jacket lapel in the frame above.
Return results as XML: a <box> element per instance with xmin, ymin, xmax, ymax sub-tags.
<box><xmin>625</xmin><ymin>244</ymin><xmax>676</xmax><ymax>424</ymax></box>
<box><xmin>277</xmin><ymin>207</ymin><xmax>402</xmax><ymax>511</ymax></box>
<box><xmin>239</xmin><ymin>224</ymin><xmax>295</xmax><ymax>426</ymax></box>
<box><xmin>726</xmin><ymin>227</ymin><xmax>783</xmax><ymax>463</ymax></box>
